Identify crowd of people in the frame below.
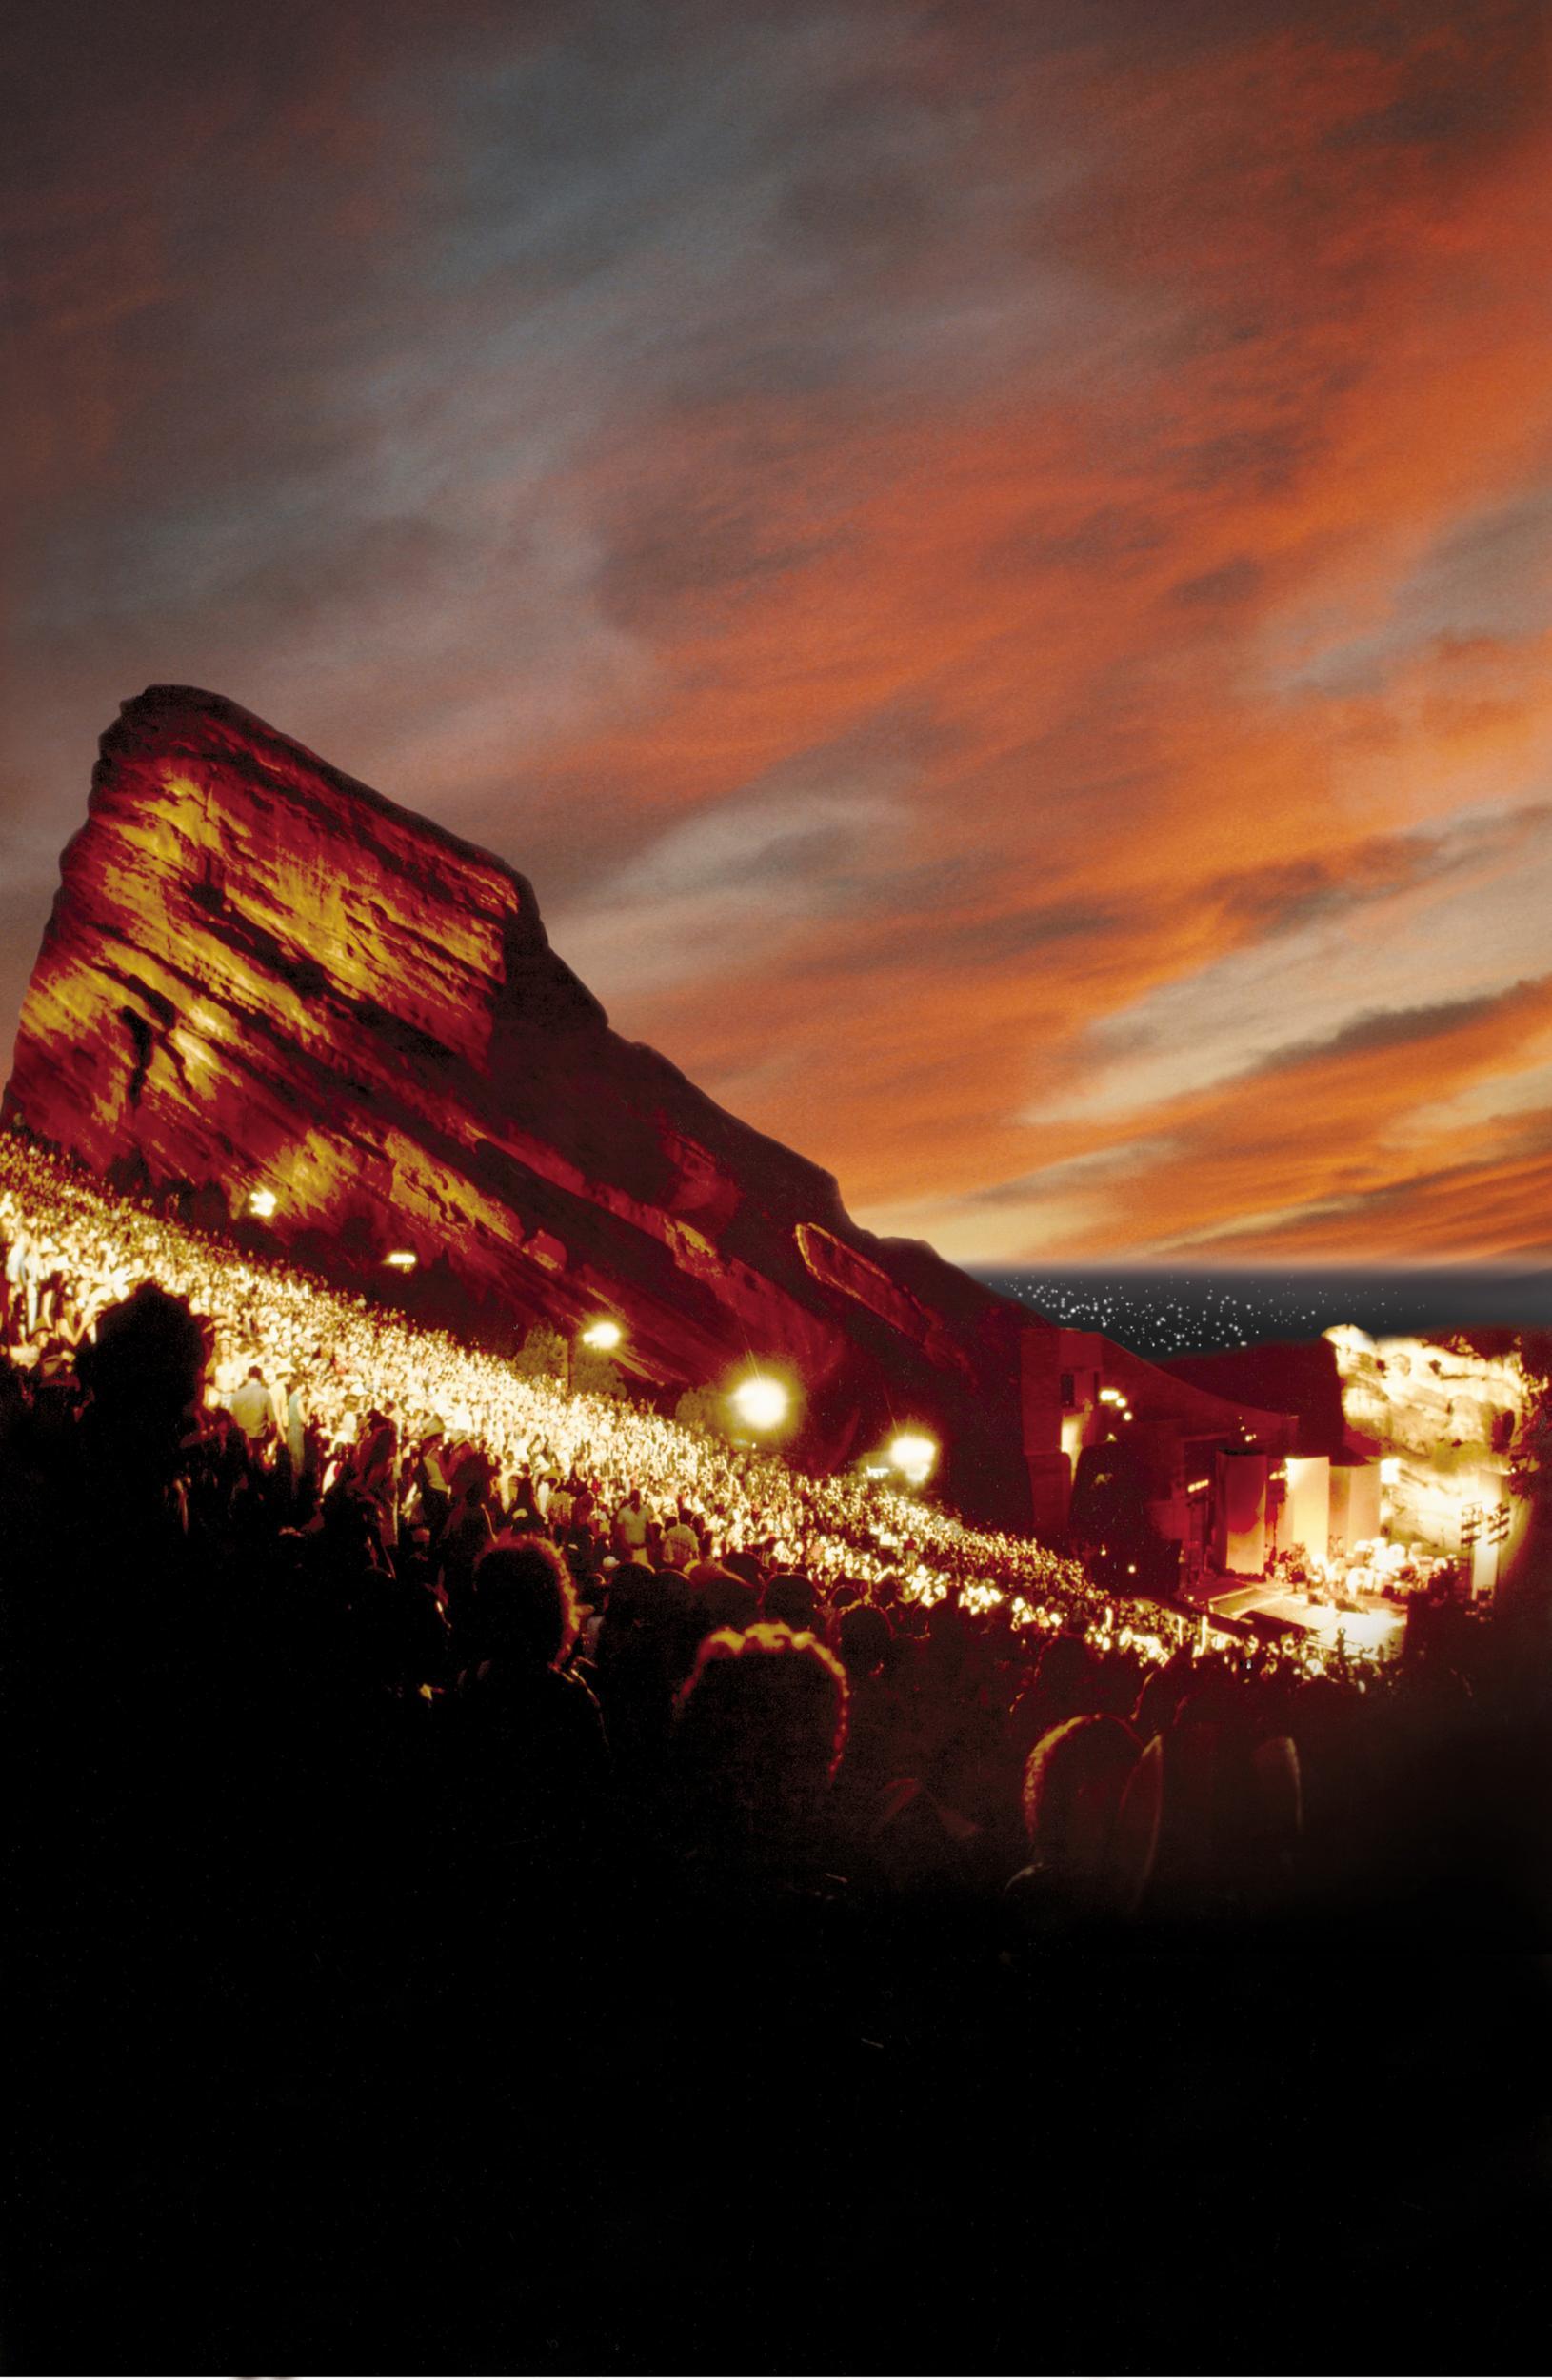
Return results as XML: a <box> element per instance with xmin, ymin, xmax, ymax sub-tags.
<box><xmin>5</xmin><ymin>1126</ymin><xmax>1545</xmax><ymax>1919</ymax></box>
<box><xmin>7</xmin><ymin>1126</ymin><xmax>1551</xmax><ymax>2367</ymax></box>
<box><xmin>0</xmin><ymin>1131</ymin><xmax>1351</xmax><ymax>1668</ymax></box>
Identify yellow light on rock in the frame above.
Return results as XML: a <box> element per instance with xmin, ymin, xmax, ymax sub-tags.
<box><xmin>581</xmin><ymin>1319</ymin><xmax>623</xmax><ymax>1350</ymax></box>
<box><xmin>385</xmin><ymin>1250</ymin><xmax>417</xmax><ymax>1271</ymax></box>
<box><xmin>248</xmin><ymin>1188</ymin><xmax>278</xmax><ymax>1220</ymax></box>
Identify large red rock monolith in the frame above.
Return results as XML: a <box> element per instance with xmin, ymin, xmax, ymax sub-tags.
<box><xmin>4</xmin><ymin>686</ymin><xmax>1058</xmax><ymax>1525</ymax></box>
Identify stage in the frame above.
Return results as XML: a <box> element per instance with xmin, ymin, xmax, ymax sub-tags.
<box><xmin>1182</xmin><ymin>1569</ymin><xmax>1408</xmax><ymax>1659</ymax></box>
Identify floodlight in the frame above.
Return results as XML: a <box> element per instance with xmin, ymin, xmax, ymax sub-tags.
<box><xmin>888</xmin><ymin>1431</ymin><xmax>938</xmax><ymax>1485</ymax></box>
<box><xmin>732</xmin><ymin>1374</ymin><xmax>789</xmax><ymax>1431</ymax></box>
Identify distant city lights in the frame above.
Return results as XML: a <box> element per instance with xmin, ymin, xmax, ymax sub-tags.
<box><xmin>976</xmin><ymin>1268</ymin><xmax>1552</xmax><ymax>1358</ymax></box>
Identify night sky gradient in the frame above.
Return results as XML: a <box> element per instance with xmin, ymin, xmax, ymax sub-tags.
<box><xmin>5</xmin><ymin>0</ymin><xmax>1550</xmax><ymax>1268</ymax></box>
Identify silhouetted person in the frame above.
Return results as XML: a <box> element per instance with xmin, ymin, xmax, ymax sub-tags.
<box><xmin>447</xmin><ymin>1536</ymin><xmax>608</xmax><ymax>1878</ymax></box>
<box><xmin>689</xmin><ymin>1559</ymin><xmax>761</xmax><ymax>1634</ymax></box>
<box><xmin>591</xmin><ymin>1561</ymin><xmax>708</xmax><ymax>1796</ymax></box>
<box><xmin>229</xmin><ymin>1360</ymin><xmax>277</xmax><ymax>1447</ymax></box>
<box><xmin>763</xmin><ymin>1570</ymin><xmax>818</xmax><ymax>1631</ymax></box>
<box><xmin>833</xmin><ymin>1601</ymin><xmax>907</xmax><ymax>1804</ymax></box>
<box><xmin>505</xmin><ymin>1465</ymin><xmax>545</xmax><ymax>1535</ymax></box>
<box><xmin>1144</xmin><ymin>1678</ymin><xmax>1301</xmax><ymax>1933</ymax></box>
<box><xmin>661</xmin><ymin>1502</ymin><xmax>701</xmax><ymax>1571</ymax></box>
<box><xmin>441</xmin><ymin>1464</ymin><xmax>498</xmax><ymax>1656</ymax></box>
<box><xmin>1004</xmin><ymin>1714</ymin><xmax>1155</xmax><ymax>1944</ymax></box>
<box><xmin>670</xmin><ymin>1622</ymin><xmax>848</xmax><ymax>1878</ymax></box>
<box><xmin>1010</xmin><ymin>1628</ymin><xmax>1098</xmax><ymax>1759</ymax></box>
<box><xmin>612</xmin><ymin>1485</ymin><xmax>649</xmax><ymax>1559</ymax></box>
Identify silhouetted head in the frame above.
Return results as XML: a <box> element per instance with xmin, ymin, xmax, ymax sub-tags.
<box><xmin>837</xmin><ymin>1601</ymin><xmax>893</xmax><ymax>1678</ymax></box>
<box><xmin>1022</xmin><ymin>1714</ymin><xmax>1141</xmax><ymax>1874</ymax></box>
<box><xmin>1133</xmin><ymin>1660</ymin><xmax>1189</xmax><ymax>1745</ymax></box>
<box><xmin>763</xmin><ymin>1571</ymin><xmax>817</xmax><ymax>1631</ymax></box>
<box><xmin>1029</xmin><ymin>1629</ymin><xmax>1096</xmax><ymax>1715</ymax></box>
<box><xmin>76</xmin><ymin>1281</ymin><xmax>209</xmax><ymax>1443</ymax></box>
<box><xmin>320</xmin><ymin>1479</ymin><xmax>385</xmax><ymax>1565</ymax></box>
<box><xmin>476</xmin><ymin>1535</ymin><xmax>580</xmax><ymax>1670</ymax></box>
<box><xmin>675</xmin><ymin>1623</ymin><xmax>849</xmax><ymax>1821</ymax></box>
<box><xmin>689</xmin><ymin>1563</ymin><xmax>762</xmax><ymax>1634</ymax></box>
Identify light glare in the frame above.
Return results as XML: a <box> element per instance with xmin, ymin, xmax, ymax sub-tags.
<box><xmin>732</xmin><ymin>1374</ymin><xmax>788</xmax><ymax>1431</ymax></box>
<box><xmin>889</xmin><ymin>1431</ymin><xmax>938</xmax><ymax>1484</ymax></box>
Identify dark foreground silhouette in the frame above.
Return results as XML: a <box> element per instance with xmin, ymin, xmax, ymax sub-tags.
<box><xmin>7</xmin><ymin>1278</ymin><xmax>1552</xmax><ymax>2374</ymax></box>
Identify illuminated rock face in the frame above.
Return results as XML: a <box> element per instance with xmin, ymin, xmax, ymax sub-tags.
<box><xmin>4</xmin><ymin>685</ymin><xmax>1047</xmax><ymax>1522</ymax></box>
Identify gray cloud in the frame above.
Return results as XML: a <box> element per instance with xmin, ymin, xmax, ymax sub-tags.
<box><xmin>1170</xmin><ymin>555</ymin><xmax>1263</xmax><ymax>607</ymax></box>
<box><xmin>931</xmin><ymin>902</ymin><xmax>1125</xmax><ymax>969</ymax></box>
<box><xmin>1205</xmin><ymin>801</ymin><xmax>1552</xmax><ymax>944</ymax></box>
<box><xmin>1257</xmin><ymin>978</ymin><xmax>1545</xmax><ymax>1075</ymax></box>
<box><xmin>963</xmin><ymin>1135</ymin><xmax>1184</xmax><ymax>1211</ymax></box>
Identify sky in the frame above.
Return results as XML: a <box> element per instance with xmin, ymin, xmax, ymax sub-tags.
<box><xmin>4</xmin><ymin>0</ymin><xmax>1551</xmax><ymax>1270</ymax></box>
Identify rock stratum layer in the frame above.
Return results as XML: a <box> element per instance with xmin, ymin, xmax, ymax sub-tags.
<box><xmin>6</xmin><ymin>687</ymin><xmax>1055</xmax><ymax>1524</ymax></box>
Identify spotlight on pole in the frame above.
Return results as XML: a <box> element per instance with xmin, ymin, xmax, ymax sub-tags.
<box><xmin>731</xmin><ymin>1373</ymin><xmax>789</xmax><ymax>1433</ymax></box>
<box><xmin>567</xmin><ymin>1318</ymin><xmax>625</xmax><ymax>1395</ymax></box>
<box><xmin>888</xmin><ymin>1431</ymin><xmax>938</xmax><ymax>1488</ymax></box>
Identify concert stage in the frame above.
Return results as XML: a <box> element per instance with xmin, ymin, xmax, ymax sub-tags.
<box><xmin>1184</xmin><ymin>1570</ymin><xmax>1408</xmax><ymax>1659</ymax></box>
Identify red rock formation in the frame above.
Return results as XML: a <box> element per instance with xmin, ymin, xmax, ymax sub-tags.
<box><xmin>4</xmin><ymin>685</ymin><xmax>1059</xmax><ymax>1525</ymax></box>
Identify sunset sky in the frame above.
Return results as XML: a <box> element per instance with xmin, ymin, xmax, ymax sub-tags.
<box><xmin>5</xmin><ymin>0</ymin><xmax>1550</xmax><ymax>1268</ymax></box>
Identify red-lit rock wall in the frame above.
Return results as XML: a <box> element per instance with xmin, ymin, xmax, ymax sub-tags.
<box><xmin>4</xmin><ymin>686</ymin><xmax>1048</xmax><ymax>1525</ymax></box>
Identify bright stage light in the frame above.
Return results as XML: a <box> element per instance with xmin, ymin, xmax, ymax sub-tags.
<box><xmin>385</xmin><ymin>1250</ymin><xmax>417</xmax><ymax>1271</ymax></box>
<box><xmin>581</xmin><ymin>1319</ymin><xmax>623</xmax><ymax>1350</ymax></box>
<box><xmin>889</xmin><ymin>1431</ymin><xmax>938</xmax><ymax>1485</ymax></box>
<box><xmin>732</xmin><ymin>1374</ymin><xmax>789</xmax><ymax>1431</ymax></box>
<box><xmin>247</xmin><ymin>1188</ymin><xmax>278</xmax><ymax>1219</ymax></box>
